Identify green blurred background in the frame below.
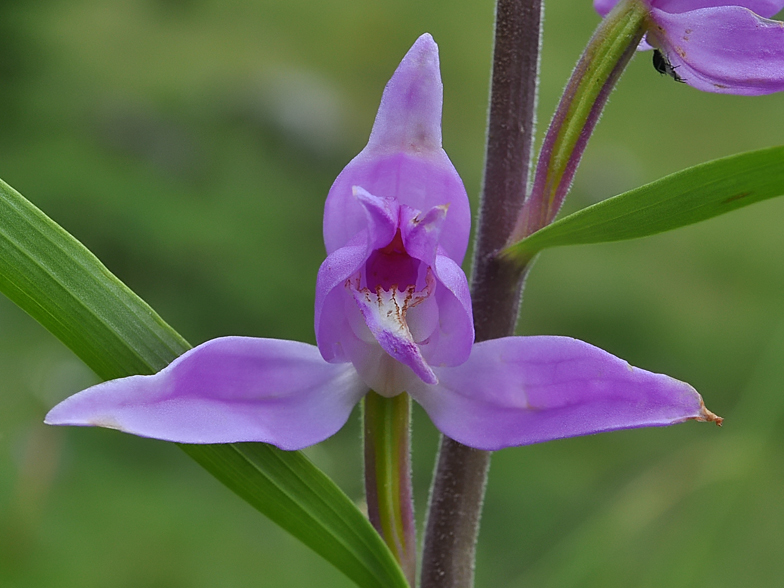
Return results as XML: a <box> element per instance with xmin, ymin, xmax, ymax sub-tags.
<box><xmin>1</xmin><ymin>0</ymin><xmax>783</xmax><ymax>586</ymax></box>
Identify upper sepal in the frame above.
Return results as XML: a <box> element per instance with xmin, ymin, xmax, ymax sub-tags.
<box><xmin>367</xmin><ymin>32</ymin><xmax>444</xmax><ymax>154</ymax></box>
<box><xmin>322</xmin><ymin>34</ymin><xmax>471</xmax><ymax>263</ymax></box>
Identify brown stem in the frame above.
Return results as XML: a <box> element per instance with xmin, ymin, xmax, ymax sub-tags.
<box><xmin>420</xmin><ymin>1</ymin><xmax>542</xmax><ymax>586</ymax></box>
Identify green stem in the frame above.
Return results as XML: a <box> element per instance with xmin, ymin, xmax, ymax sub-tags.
<box><xmin>514</xmin><ymin>0</ymin><xmax>648</xmax><ymax>239</ymax></box>
<box><xmin>364</xmin><ymin>391</ymin><xmax>416</xmax><ymax>587</ymax></box>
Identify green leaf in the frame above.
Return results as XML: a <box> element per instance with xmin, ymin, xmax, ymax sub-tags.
<box><xmin>181</xmin><ymin>443</ymin><xmax>409</xmax><ymax>588</ymax></box>
<box><xmin>0</xmin><ymin>177</ymin><xmax>408</xmax><ymax>588</ymax></box>
<box><xmin>503</xmin><ymin>145</ymin><xmax>784</xmax><ymax>264</ymax></box>
<box><xmin>0</xmin><ymin>181</ymin><xmax>189</xmax><ymax>380</ymax></box>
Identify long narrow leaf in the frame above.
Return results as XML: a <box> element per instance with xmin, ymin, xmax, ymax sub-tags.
<box><xmin>181</xmin><ymin>443</ymin><xmax>408</xmax><ymax>588</ymax></box>
<box><xmin>503</xmin><ymin>145</ymin><xmax>784</xmax><ymax>264</ymax></box>
<box><xmin>0</xmin><ymin>181</ymin><xmax>189</xmax><ymax>379</ymax></box>
<box><xmin>0</xmin><ymin>177</ymin><xmax>407</xmax><ymax>588</ymax></box>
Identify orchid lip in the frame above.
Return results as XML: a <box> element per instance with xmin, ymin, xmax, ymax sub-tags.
<box><xmin>349</xmin><ymin>267</ymin><xmax>438</xmax><ymax>387</ymax></box>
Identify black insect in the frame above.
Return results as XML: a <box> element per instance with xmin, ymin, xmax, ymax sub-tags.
<box><xmin>652</xmin><ymin>49</ymin><xmax>685</xmax><ymax>83</ymax></box>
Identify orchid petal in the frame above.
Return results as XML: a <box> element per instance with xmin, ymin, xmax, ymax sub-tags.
<box><xmin>400</xmin><ymin>204</ymin><xmax>448</xmax><ymax>268</ymax></box>
<box><xmin>314</xmin><ymin>229</ymin><xmax>447</xmax><ymax>390</ymax></box>
<box><xmin>409</xmin><ymin>336</ymin><xmax>719</xmax><ymax>451</ymax></box>
<box><xmin>315</xmin><ymin>231</ymin><xmax>473</xmax><ymax>390</ymax></box>
<box><xmin>652</xmin><ymin>0</ymin><xmax>784</xmax><ymax>17</ymax></box>
<box><xmin>354</xmin><ymin>187</ymin><xmax>400</xmax><ymax>250</ymax></box>
<box><xmin>651</xmin><ymin>6</ymin><xmax>784</xmax><ymax>95</ymax></box>
<box><xmin>323</xmin><ymin>34</ymin><xmax>470</xmax><ymax>263</ymax></box>
<box><xmin>414</xmin><ymin>253</ymin><xmax>474</xmax><ymax>368</ymax></box>
<box><xmin>314</xmin><ymin>234</ymin><xmax>368</xmax><ymax>363</ymax></box>
<box><xmin>594</xmin><ymin>0</ymin><xmax>784</xmax><ymax>18</ymax></box>
<box><xmin>45</xmin><ymin>337</ymin><xmax>368</xmax><ymax>450</ymax></box>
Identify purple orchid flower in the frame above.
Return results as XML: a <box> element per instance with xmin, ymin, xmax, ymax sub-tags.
<box><xmin>595</xmin><ymin>0</ymin><xmax>784</xmax><ymax>95</ymax></box>
<box><xmin>45</xmin><ymin>34</ymin><xmax>719</xmax><ymax>451</ymax></box>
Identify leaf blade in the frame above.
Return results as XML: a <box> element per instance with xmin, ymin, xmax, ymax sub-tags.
<box><xmin>0</xmin><ymin>177</ymin><xmax>407</xmax><ymax>588</ymax></box>
<box><xmin>182</xmin><ymin>443</ymin><xmax>409</xmax><ymax>588</ymax></box>
<box><xmin>503</xmin><ymin>145</ymin><xmax>784</xmax><ymax>263</ymax></box>
<box><xmin>0</xmin><ymin>178</ymin><xmax>188</xmax><ymax>378</ymax></box>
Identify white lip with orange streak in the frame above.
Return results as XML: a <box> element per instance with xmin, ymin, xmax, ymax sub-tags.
<box><xmin>349</xmin><ymin>269</ymin><xmax>437</xmax><ymax>389</ymax></box>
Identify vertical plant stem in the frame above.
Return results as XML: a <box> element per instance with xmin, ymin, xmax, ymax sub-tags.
<box><xmin>420</xmin><ymin>439</ymin><xmax>493</xmax><ymax>588</ymax></box>
<box><xmin>420</xmin><ymin>1</ymin><xmax>543</xmax><ymax>587</ymax></box>
<box><xmin>470</xmin><ymin>0</ymin><xmax>542</xmax><ymax>339</ymax></box>
<box><xmin>364</xmin><ymin>391</ymin><xmax>417</xmax><ymax>587</ymax></box>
